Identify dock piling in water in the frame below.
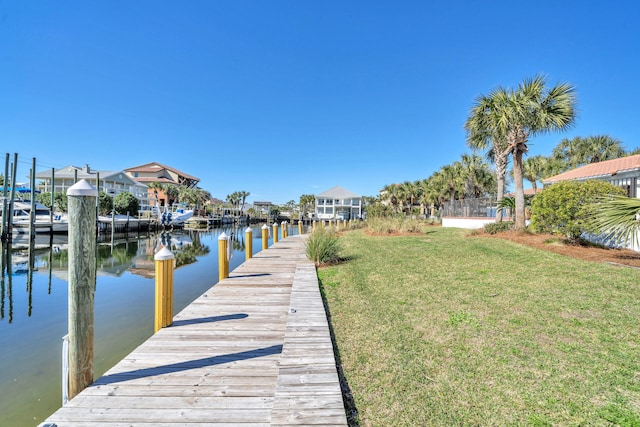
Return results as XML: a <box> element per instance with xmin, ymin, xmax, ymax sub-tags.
<box><xmin>262</xmin><ymin>224</ymin><xmax>269</xmax><ymax>250</ymax></box>
<box><xmin>245</xmin><ymin>227</ymin><xmax>253</xmax><ymax>260</ymax></box>
<box><xmin>67</xmin><ymin>179</ymin><xmax>98</xmax><ymax>400</ymax></box>
<box><xmin>154</xmin><ymin>246</ymin><xmax>175</xmax><ymax>332</ymax></box>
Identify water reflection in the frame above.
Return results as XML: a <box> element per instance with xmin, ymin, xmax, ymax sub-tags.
<box><xmin>0</xmin><ymin>230</ymin><xmax>213</xmax><ymax>322</ymax></box>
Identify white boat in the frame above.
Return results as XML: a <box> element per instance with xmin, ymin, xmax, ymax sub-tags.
<box><xmin>2</xmin><ymin>199</ymin><xmax>69</xmax><ymax>233</ymax></box>
<box><xmin>158</xmin><ymin>206</ymin><xmax>194</xmax><ymax>227</ymax></box>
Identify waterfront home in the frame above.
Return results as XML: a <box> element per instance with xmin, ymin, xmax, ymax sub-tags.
<box><xmin>35</xmin><ymin>164</ymin><xmax>150</xmax><ymax>211</ymax></box>
<box><xmin>124</xmin><ymin>162</ymin><xmax>200</xmax><ymax>208</ymax></box>
<box><xmin>542</xmin><ymin>153</ymin><xmax>640</xmax><ymax>197</ymax></box>
<box><xmin>315</xmin><ymin>186</ymin><xmax>362</xmax><ymax>220</ymax></box>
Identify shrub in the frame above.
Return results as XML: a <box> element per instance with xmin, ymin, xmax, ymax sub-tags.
<box><xmin>483</xmin><ymin>221</ymin><xmax>514</xmax><ymax>235</ymax></box>
<box><xmin>306</xmin><ymin>228</ymin><xmax>342</xmax><ymax>266</ymax></box>
<box><xmin>530</xmin><ymin>180</ymin><xmax>626</xmax><ymax>242</ymax></box>
<box><xmin>113</xmin><ymin>191</ymin><xmax>140</xmax><ymax>216</ymax></box>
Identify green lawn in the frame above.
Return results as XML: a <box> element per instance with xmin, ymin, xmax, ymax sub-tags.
<box><xmin>318</xmin><ymin>227</ymin><xmax>640</xmax><ymax>426</ymax></box>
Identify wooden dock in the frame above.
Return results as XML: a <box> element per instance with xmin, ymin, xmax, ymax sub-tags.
<box><xmin>41</xmin><ymin>234</ymin><xmax>348</xmax><ymax>426</ymax></box>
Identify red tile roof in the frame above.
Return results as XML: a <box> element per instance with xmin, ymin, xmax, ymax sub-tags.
<box><xmin>543</xmin><ymin>154</ymin><xmax>640</xmax><ymax>184</ymax></box>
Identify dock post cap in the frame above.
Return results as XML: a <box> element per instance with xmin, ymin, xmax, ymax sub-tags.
<box><xmin>154</xmin><ymin>246</ymin><xmax>175</xmax><ymax>261</ymax></box>
<box><xmin>281</xmin><ymin>220</ymin><xmax>286</xmax><ymax>225</ymax></box>
<box><xmin>66</xmin><ymin>179</ymin><xmax>98</xmax><ymax>197</ymax></box>
<box><xmin>218</xmin><ymin>232</ymin><xmax>228</xmax><ymax>240</ymax></box>
<box><xmin>245</xmin><ymin>226</ymin><xmax>252</xmax><ymax>233</ymax></box>
<box><xmin>261</xmin><ymin>224</ymin><xmax>268</xmax><ymax>229</ymax></box>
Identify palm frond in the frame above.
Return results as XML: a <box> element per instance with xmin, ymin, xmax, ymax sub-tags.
<box><xmin>591</xmin><ymin>195</ymin><xmax>640</xmax><ymax>247</ymax></box>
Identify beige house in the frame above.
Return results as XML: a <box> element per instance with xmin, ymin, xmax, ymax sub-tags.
<box><xmin>124</xmin><ymin>162</ymin><xmax>200</xmax><ymax>208</ymax></box>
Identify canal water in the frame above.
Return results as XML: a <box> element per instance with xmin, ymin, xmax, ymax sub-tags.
<box><xmin>0</xmin><ymin>223</ymin><xmax>298</xmax><ymax>427</ymax></box>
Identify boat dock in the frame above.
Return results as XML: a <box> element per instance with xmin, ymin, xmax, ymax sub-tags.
<box><xmin>41</xmin><ymin>234</ymin><xmax>348</xmax><ymax>426</ymax></box>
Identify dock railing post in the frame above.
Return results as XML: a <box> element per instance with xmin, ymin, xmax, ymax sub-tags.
<box><xmin>245</xmin><ymin>227</ymin><xmax>252</xmax><ymax>260</ymax></box>
<box><xmin>273</xmin><ymin>222</ymin><xmax>279</xmax><ymax>243</ymax></box>
<box><xmin>67</xmin><ymin>179</ymin><xmax>98</xmax><ymax>400</ymax></box>
<box><xmin>298</xmin><ymin>219</ymin><xmax>303</xmax><ymax>235</ymax></box>
<box><xmin>218</xmin><ymin>232</ymin><xmax>229</xmax><ymax>281</ymax></box>
<box><xmin>261</xmin><ymin>224</ymin><xmax>269</xmax><ymax>250</ymax></box>
<box><xmin>154</xmin><ymin>246</ymin><xmax>175</xmax><ymax>332</ymax></box>
<box><xmin>281</xmin><ymin>221</ymin><xmax>287</xmax><ymax>238</ymax></box>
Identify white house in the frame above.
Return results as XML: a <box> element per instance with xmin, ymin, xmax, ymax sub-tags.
<box><xmin>315</xmin><ymin>186</ymin><xmax>362</xmax><ymax>220</ymax></box>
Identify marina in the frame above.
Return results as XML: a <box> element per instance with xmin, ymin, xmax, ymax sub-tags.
<box><xmin>0</xmin><ymin>224</ymin><xmax>334</xmax><ymax>426</ymax></box>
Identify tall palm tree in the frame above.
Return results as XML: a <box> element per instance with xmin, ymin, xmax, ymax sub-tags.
<box><xmin>238</xmin><ymin>191</ymin><xmax>250</xmax><ymax>214</ymax></box>
<box><xmin>477</xmin><ymin>75</ymin><xmax>577</xmax><ymax>230</ymax></box>
<box><xmin>465</xmin><ymin>93</ymin><xmax>510</xmax><ymax>222</ymax></box>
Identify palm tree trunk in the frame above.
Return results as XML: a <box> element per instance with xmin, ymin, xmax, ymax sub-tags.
<box><xmin>513</xmin><ymin>149</ymin><xmax>526</xmax><ymax>230</ymax></box>
<box><xmin>495</xmin><ymin>154</ymin><xmax>507</xmax><ymax>223</ymax></box>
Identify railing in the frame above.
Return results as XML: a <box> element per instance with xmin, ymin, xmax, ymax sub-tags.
<box><xmin>442</xmin><ymin>197</ymin><xmax>509</xmax><ymax>218</ymax></box>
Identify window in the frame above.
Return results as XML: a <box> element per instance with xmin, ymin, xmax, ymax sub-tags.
<box><xmin>352</xmin><ymin>198</ymin><xmax>360</xmax><ymax>206</ymax></box>
<box><xmin>326</xmin><ymin>207</ymin><xmax>333</xmax><ymax>214</ymax></box>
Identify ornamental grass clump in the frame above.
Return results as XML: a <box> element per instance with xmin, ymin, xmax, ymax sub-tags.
<box><xmin>365</xmin><ymin>216</ymin><xmax>431</xmax><ymax>234</ymax></box>
<box><xmin>305</xmin><ymin>227</ymin><xmax>342</xmax><ymax>266</ymax></box>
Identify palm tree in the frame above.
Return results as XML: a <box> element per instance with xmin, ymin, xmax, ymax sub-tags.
<box><xmin>521</xmin><ymin>155</ymin><xmax>546</xmax><ymax>193</ymax></box>
<box><xmin>553</xmin><ymin>135</ymin><xmax>626</xmax><ymax>168</ymax></box>
<box><xmin>465</xmin><ymin>93</ymin><xmax>510</xmax><ymax>222</ymax></box>
<box><xmin>460</xmin><ymin>153</ymin><xmax>496</xmax><ymax>198</ymax></box>
<box><xmin>238</xmin><ymin>191</ymin><xmax>250</xmax><ymax>214</ymax></box>
<box><xmin>380</xmin><ymin>183</ymin><xmax>401</xmax><ymax>213</ymax></box>
<box><xmin>476</xmin><ymin>75</ymin><xmax>577</xmax><ymax>230</ymax></box>
<box><xmin>440</xmin><ymin>162</ymin><xmax>464</xmax><ymax>202</ymax></box>
<box><xmin>299</xmin><ymin>194</ymin><xmax>315</xmax><ymax>219</ymax></box>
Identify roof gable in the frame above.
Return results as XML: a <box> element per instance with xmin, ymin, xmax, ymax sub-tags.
<box><xmin>124</xmin><ymin>162</ymin><xmax>199</xmax><ymax>182</ymax></box>
<box><xmin>316</xmin><ymin>186</ymin><xmax>360</xmax><ymax>199</ymax></box>
<box><xmin>543</xmin><ymin>154</ymin><xmax>640</xmax><ymax>184</ymax></box>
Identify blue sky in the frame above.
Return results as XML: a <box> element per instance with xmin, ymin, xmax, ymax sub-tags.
<box><xmin>1</xmin><ymin>1</ymin><xmax>639</xmax><ymax>204</ymax></box>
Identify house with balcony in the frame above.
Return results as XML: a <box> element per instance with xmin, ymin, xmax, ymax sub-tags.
<box><xmin>35</xmin><ymin>164</ymin><xmax>149</xmax><ymax>210</ymax></box>
<box><xmin>314</xmin><ymin>186</ymin><xmax>362</xmax><ymax>220</ymax></box>
<box><xmin>124</xmin><ymin>162</ymin><xmax>200</xmax><ymax>208</ymax></box>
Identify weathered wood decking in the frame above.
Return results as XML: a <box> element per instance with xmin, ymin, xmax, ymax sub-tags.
<box><xmin>42</xmin><ymin>235</ymin><xmax>348</xmax><ymax>426</ymax></box>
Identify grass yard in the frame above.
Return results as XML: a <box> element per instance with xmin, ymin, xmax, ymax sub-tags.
<box><xmin>318</xmin><ymin>227</ymin><xmax>640</xmax><ymax>426</ymax></box>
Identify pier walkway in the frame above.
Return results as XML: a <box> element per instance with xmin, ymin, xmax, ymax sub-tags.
<box><xmin>42</xmin><ymin>235</ymin><xmax>348</xmax><ymax>426</ymax></box>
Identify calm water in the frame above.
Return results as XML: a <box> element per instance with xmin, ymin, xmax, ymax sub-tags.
<box><xmin>0</xmin><ymin>223</ymin><xmax>298</xmax><ymax>427</ymax></box>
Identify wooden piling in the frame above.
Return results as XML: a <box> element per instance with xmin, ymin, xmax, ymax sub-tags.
<box><xmin>218</xmin><ymin>232</ymin><xmax>229</xmax><ymax>281</ymax></box>
<box><xmin>245</xmin><ymin>227</ymin><xmax>253</xmax><ymax>260</ymax></box>
<box><xmin>154</xmin><ymin>246</ymin><xmax>175</xmax><ymax>332</ymax></box>
<box><xmin>273</xmin><ymin>222</ymin><xmax>279</xmax><ymax>243</ymax></box>
<box><xmin>262</xmin><ymin>224</ymin><xmax>268</xmax><ymax>250</ymax></box>
<box><xmin>67</xmin><ymin>179</ymin><xmax>98</xmax><ymax>400</ymax></box>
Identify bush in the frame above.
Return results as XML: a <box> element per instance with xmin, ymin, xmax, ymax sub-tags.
<box><xmin>113</xmin><ymin>192</ymin><xmax>140</xmax><ymax>216</ymax></box>
<box><xmin>483</xmin><ymin>221</ymin><xmax>514</xmax><ymax>234</ymax></box>
<box><xmin>306</xmin><ymin>228</ymin><xmax>341</xmax><ymax>266</ymax></box>
<box><xmin>529</xmin><ymin>180</ymin><xmax>626</xmax><ymax>242</ymax></box>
